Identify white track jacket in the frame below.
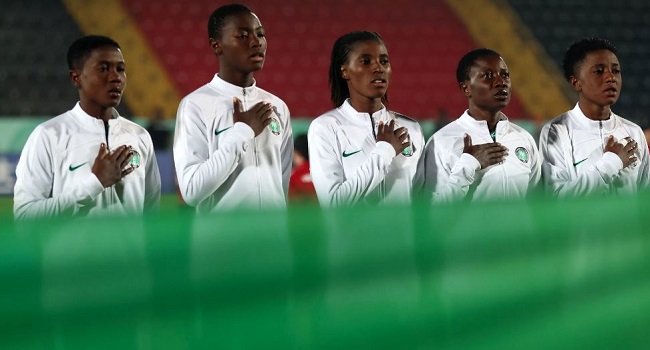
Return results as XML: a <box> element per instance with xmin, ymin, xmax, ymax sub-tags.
<box><xmin>418</xmin><ymin>110</ymin><xmax>540</xmax><ymax>203</ymax></box>
<box><xmin>539</xmin><ymin>103</ymin><xmax>649</xmax><ymax>197</ymax></box>
<box><xmin>308</xmin><ymin>100</ymin><xmax>424</xmax><ymax>207</ymax></box>
<box><xmin>14</xmin><ymin>103</ymin><xmax>161</xmax><ymax>219</ymax></box>
<box><xmin>174</xmin><ymin>74</ymin><xmax>293</xmax><ymax>212</ymax></box>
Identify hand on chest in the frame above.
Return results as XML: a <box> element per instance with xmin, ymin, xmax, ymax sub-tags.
<box><xmin>61</xmin><ymin>136</ymin><xmax>144</xmax><ymax>179</ymax></box>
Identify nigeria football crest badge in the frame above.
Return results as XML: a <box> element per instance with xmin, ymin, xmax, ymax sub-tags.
<box><xmin>269</xmin><ymin>106</ymin><xmax>281</xmax><ymax>135</ymax></box>
<box><xmin>129</xmin><ymin>149</ymin><xmax>141</xmax><ymax>169</ymax></box>
<box><xmin>515</xmin><ymin>147</ymin><xmax>529</xmax><ymax>163</ymax></box>
<box><xmin>402</xmin><ymin>143</ymin><xmax>415</xmax><ymax>157</ymax></box>
<box><xmin>269</xmin><ymin>118</ymin><xmax>281</xmax><ymax>135</ymax></box>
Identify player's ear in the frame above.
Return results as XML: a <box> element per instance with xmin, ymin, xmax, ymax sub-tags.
<box><xmin>569</xmin><ymin>75</ymin><xmax>581</xmax><ymax>92</ymax></box>
<box><xmin>69</xmin><ymin>70</ymin><xmax>81</xmax><ymax>88</ymax></box>
<box><xmin>460</xmin><ymin>81</ymin><xmax>471</xmax><ymax>98</ymax></box>
<box><xmin>340</xmin><ymin>65</ymin><xmax>349</xmax><ymax>80</ymax></box>
<box><xmin>209</xmin><ymin>38</ymin><xmax>223</xmax><ymax>56</ymax></box>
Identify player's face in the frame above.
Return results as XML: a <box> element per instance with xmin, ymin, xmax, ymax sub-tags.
<box><xmin>341</xmin><ymin>40</ymin><xmax>391</xmax><ymax>106</ymax></box>
<box><xmin>462</xmin><ymin>54</ymin><xmax>511</xmax><ymax>114</ymax></box>
<box><xmin>571</xmin><ymin>49</ymin><xmax>622</xmax><ymax>107</ymax></box>
<box><xmin>71</xmin><ymin>45</ymin><xmax>126</xmax><ymax>116</ymax></box>
<box><xmin>212</xmin><ymin>11</ymin><xmax>267</xmax><ymax>74</ymax></box>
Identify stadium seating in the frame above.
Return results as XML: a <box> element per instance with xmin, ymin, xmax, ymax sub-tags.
<box><xmin>507</xmin><ymin>0</ymin><xmax>650</xmax><ymax>127</ymax></box>
<box><xmin>0</xmin><ymin>0</ymin><xmax>132</xmax><ymax>117</ymax></box>
<box><xmin>122</xmin><ymin>0</ymin><xmax>527</xmax><ymax>120</ymax></box>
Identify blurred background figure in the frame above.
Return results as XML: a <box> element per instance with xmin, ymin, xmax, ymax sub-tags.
<box><xmin>289</xmin><ymin>134</ymin><xmax>316</xmax><ymax>203</ymax></box>
<box><xmin>146</xmin><ymin>107</ymin><xmax>171</xmax><ymax>150</ymax></box>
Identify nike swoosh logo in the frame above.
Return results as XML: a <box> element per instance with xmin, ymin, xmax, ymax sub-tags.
<box><xmin>342</xmin><ymin>150</ymin><xmax>361</xmax><ymax>158</ymax></box>
<box><xmin>573</xmin><ymin>158</ymin><xmax>588</xmax><ymax>167</ymax></box>
<box><xmin>215</xmin><ymin>127</ymin><xmax>231</xmax><ymax>136</ymax></box>
<box><xmin>69</xmin><ymin>162</ymin><xmax>88</xmax><ymax>171</ymax></box>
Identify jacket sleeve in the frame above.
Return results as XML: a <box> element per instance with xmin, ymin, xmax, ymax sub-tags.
<box><xmin>142</xmin><ymin>131</ymin><xmax>161</xmax><ymax>213</ymax></box>
<box><xmin>539</xmin><ymin>123</ymin><xmax>622</xmax><ymax>197</ymax></box>
<box><xmin>422</xmin><ymin>136</ymin><xmax>480</xmax><ymax>203</ymax></box>
<box><xmin>308</xmin><ymin>120</ymin><xmax>396</xmax><ymax>207</ymax></box>
<box><xmin>173</xmin><ymin>98</ymin><xmax>254</xmax><ymax>207</ymax></box>
<box><xmin>636</xmin><ymin>130</ymin><xmax>650</xmax><ymax>188</ymax></box>
<box><xmin>279</xmin><ymin>103</ymin><xmax>293</xmax><ymax>198</ymax></box>
<box><xmin>13</xmin><ymin>126</ymin><xmax>104</xmax><ymax>220</ymax></box>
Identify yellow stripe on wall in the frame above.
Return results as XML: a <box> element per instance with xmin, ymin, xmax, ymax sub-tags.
<box><xmin>444</xmin><ymin>0</ymin><xmax>573</xmax><ymax>120</ymax></box>
<box><xmin>62</xmin><ymin>0</ymin><xmax>181</xmax><ymax>119</ymax></box>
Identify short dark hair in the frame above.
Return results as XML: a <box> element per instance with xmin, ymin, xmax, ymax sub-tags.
<box><xmin>456</xmin><ymin>48</ymin><xmax>501</xmax><ymax>84</ymax></box>
<box><xmin>329</xmin><ymin>31</ymin><xmax>387</xmax><ymax>108</ymax></box>
<box><xmin>208</xmin><ymin>3</ymin><xmax>252</xmax><ymax>40</ymax></box>
<box><xmin>562</xmin><ymin>37</ymin><xmax>617</xmax><ymax>81</ymax></box>
<box><xmin>67</xmin><ymin>35</ymin><xmax>120</xmax><ymax>71</ymax></box>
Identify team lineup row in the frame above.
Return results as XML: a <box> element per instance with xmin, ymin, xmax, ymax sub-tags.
<box><xmin>12</xmin><ymin>4</ymin><xmax>650</xmax><ymax>220</ymax></box>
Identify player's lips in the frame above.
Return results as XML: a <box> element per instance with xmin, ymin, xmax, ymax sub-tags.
<box><xmin>370</xmin><ymin>78</ymin><xmax>387</xmax><ymax>87</ymax></box>
<box><xmin>494</xmin><ymin>89</ymin><xmax>509</xmax><ymax>99</ymax></box>
<box><xmin>604</xmin><ymin>87</ymin><xmax>618</xmax><ymax>94</ymax></box>
<box><xmin>108</xmin><ymin>88</ymin><xmax>122</xmax><ymax>98</ymax></box>
<box><xmin>250</xmin><ymin>52</ymin><xmax>265</xmax><ymax>62</ymax></box>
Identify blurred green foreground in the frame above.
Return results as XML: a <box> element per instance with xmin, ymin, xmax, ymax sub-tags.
<box><xmin>1</xmin><ymin>192</ymin><xmax>649</xmax><ymax>349</ymax></box>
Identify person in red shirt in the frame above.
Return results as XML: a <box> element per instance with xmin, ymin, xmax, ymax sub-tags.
<box><xmin>289</xmin><ymin>134</ymin><xmax>317</xmax><ymax>203</ymax></box>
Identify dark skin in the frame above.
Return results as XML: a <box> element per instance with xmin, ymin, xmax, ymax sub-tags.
<box><xmin>460</xmin><ymin>54</ymin><xmax>510</xmax><ymax>168</ymax></box>
<box><xmin>570</xmin><ymin>49</ymin><xmax>638</xmax><ymax>168</ymax></box>
<box><xmin>92</xmin><ymin>144</ymin><xmax>135</xmax><ymax>188</ymax></box>
<box><xmin>377</xmin><ymin>119</ymin><xmax>409</xmax><ymax>154</ymax></box>
<box><xmin>233</xmin><ymin>97</ymin><xmax>273</xmax><ymax>136</ymax></box>
<box><xmin>605</xmin><ymin>135</ymin><xmax>638</xmax><ymax>168</ymax></box>
<box><xmin>342</xmin><ymin>40</ymin><xmax>408</xmax><ymax>154</ymax></box>
<box><xmin>70</xmin><ymin>45</ymin><xmax>134</xmax><ymax>187</ymax></box>
<box><xmin>209</xmin><ymin>11</ymin><xmax>266</xmax><ymax>87</ymax></box>
<box><xmin>210</xmin><ymin>11</ymin><xmax>275</xmax><ymax>136</ymax></box>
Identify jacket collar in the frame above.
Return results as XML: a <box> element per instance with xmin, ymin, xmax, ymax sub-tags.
<box><xmin>70</xmin><ymin>102</ymin><xmax>120</xmax><ymax>130</ymax></box>
<box><xmin>209</xmin><ymin>74</ymin><xmax>258</xmax><ymax>99</ymax></box>
<box><xmin>458</xmin><ymin>110</ymin><xmax>509</xmax><ymax>135</ymax></box>
<box><xmin>569</xmin><ymin>103</ymin><xmax>618</xmax><ymax>133</ymax></box>
<box><xmin>339</xmin><ymin>99</ymin><xmax>390</xmax><ymax>127</ymax></box>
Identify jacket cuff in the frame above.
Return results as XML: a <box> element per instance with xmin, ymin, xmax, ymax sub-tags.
<box><xmin>449</xmin><ymin>153</ymin><xmax>480</xmax><ymax>184</ymax></box>
<box><xmin>457</xmin><ymin>153</ymin><xmax>481</xmax><ymax>171</ymax></box>
<box><xmin>373</xmin><ymin>141</ymin><xmax>397</xmax><ymax>163</ymax></box>
<box><xmin>597</xmin><ymin>152</ymin><xmax>624</xmax><ymax>182</ymax></box>
<box><xmin>81</xmin><ymin>174</ymin><xmax>105</xmax><ymax>199</ymax></box>
<box><xmin>229</xmin><ymin>122</ymin><xmax>255</xmax><ymax>142</ymax></box>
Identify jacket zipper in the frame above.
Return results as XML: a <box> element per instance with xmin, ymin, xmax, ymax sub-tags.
<box><xmin>103</xmin><ymin>120</ymin><xmax>110</xmax><ymax>148</ymax></box>
<box><xmin>369</xmin><ymin>114</ymin><xmax>385</xmax><ymax>200</ymax></box>
<box><xmin>103</xmin><ymin>120</ymin><xmax>113</xmax><ymax>211</ymax></box>
<box><xmin>369</xmin><ymin>114</ymin><xmax>377</xmax><ymax>140</ymax></box>
<box><xmin>599</xmin><ymin>120</ymin><xmax>604</xmax><ymax>150</ymax></box>
<box><xmin>245</xmin><ymin>88</ymin><xmax>262</xmax><ymax>210</ymax></box>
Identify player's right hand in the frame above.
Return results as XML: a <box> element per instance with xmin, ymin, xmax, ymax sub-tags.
<box><xmin>233</xmin><ymin>97</ymin><xmax>274</xmax><ymax>136</ymax></box>
<box><xmin>463</xmin><ymin>134</ymin><xmax>509</xmax><ymax>169</ymax></box>
<box><xmin>605</xmin><ymin>135</ymin><xmax>638</xmax><ymax>168</ymax></box>
<box><xmin>92</xmin><ymin>143</ymin><xmax>135</xmax><ymax>188</ymax></box>
<box><xmin>377</xmin><ymin>119</ymin><xmax>409</xmax><ymax>154</ymax></box>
